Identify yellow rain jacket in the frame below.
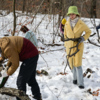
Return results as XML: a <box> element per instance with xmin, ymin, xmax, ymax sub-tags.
<box><xmin>64</xmin><ymin>19</ymin><xmax>91</xmax><ymax>69</ymax></box>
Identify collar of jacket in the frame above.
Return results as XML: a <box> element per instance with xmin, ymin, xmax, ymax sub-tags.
<box><xmin>70</xmin><ymin>17</ymin><xmax>79</xmax><ymax>29</ymax></box>
<box><xmin>65</xmin><ymin>18</ymin><xmax>82</xmax><ymax>35</ymax></box>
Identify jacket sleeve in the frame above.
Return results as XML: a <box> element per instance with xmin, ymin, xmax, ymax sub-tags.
<box><xmin>64</xmin><ymin>24</ymin><xmax>67</xmax><ymax>47</ymax></box>
<box><xmin>0</xmin><ymin>57</ymin><xmax>4</xmax><ymax>62</ymax></box>
<box><xmin>82</xmin><ymin>23</ymin><xmax>91</xmax><ymax>41</ymax></box>
<box><xmin>7</xmin><ymin>60</ymin><xmax>12</xmax><ymax>67</ymax></box>
<box><xmin>25</xmin><ymin>31</ymin><xmax>38</xmax><ymax>48</ymax></box>
<box><xmin>4</xmin><ymin>48</ymin><xmax>19</xmax><ymax>75</ymax></box>
<box><xmin>96</xmin><ymin>24</ymin><xmax>100</xmax><ymax>30</ymax></box>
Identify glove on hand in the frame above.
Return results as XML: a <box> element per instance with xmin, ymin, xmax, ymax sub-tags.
<box><xmin>78</xmin><ymin>36</ymin><xmax>85</xmax><ymax>43</ymax></box>
<box><xmin>1</xmin><ymin>68</ymin><xmax>8</xmax><ymax>78</ymax></box>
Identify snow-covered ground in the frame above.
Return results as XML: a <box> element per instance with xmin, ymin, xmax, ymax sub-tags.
<box><xmin>0</xmin><ymin>12</ymin><xmax>100</xmax><ymax>100</ymax></box>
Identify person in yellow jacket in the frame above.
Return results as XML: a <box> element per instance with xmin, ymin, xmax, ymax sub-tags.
<box><xmin>60</xmin><ymin>18</ymin><xmax>67</xmax><ymax>34</ymax></box>
<box><xmin>60</xmin><ymin>18</ymin><xmax>67</xmax><ymax>40</ymax></box>
<box><xmin>64</xmin><ymin>6</ymin><xmax>91</xmax><ymax>89</ymax></box>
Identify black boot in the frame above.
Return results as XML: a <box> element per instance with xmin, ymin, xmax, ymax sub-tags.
<box><xmin>73</xmin><ymin>80</ymin><xmax>77</xmax><ymax>84</ymax></box>
<box><xmin>33</xmin><ymin>97</ymin><xmax>42</xmax><ymax>100</ymax></box>
<box><xmin>79</xmin><ymin>86</ymin><xmax>84</xmax><ymax>89</ymax></box>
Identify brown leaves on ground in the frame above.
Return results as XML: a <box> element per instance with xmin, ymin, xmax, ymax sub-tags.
<box><xmin>36</xmin><ymin>70</ymin><xmax>68</xmax><ymax>76</ymax></box>
<box><xmin>87</xmin><ymin>88</ymin><xmax>100</xmax><ymax>96</ymax></box>
<box><xmin>36</xmin><ymin>70</ymin><xmax>48</xmax><ymax>76</ymax></box>
<box><xmin>36</xmin><ymin>70</ymin><xmax>41</xmax><ymax>74</ymax></box>
<box><xmin>83</xmin><ymin>68</ymin><xmax>95</xmax><ymax>78</ymax></box>
<box><xmin>57</xmin><ymin>72</ymin><xmax>68</xmax><ymax>75</ymax></box>
<box><xmin>38</xmin><ymin>51</ymin><xmax>45</xmax><ymax>54</ymax></box>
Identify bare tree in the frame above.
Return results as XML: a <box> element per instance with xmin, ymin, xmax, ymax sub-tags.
<box><xmin>90</xmin><ymin>0</ymin><xmax>97</xmax><ymax>18</ymax></box>
<box><xmin>22</xmin><ymin>0</ymin><xmax>26</xmax><ymax>13</ymax></box>
<box><xmin>12</xmin><ymin>0</ymin><xmax>16</xmax><ymax>36</ymax></box>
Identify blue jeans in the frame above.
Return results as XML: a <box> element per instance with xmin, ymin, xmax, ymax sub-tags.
<box><xmin>72</xmin><ymin>66</ymin><xmax>84</xmax><ymax>86</ymax></box>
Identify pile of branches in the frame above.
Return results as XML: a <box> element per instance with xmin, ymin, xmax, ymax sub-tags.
<box><xmin>0</xmin><ymin>87</ymin><xmax>31</xmax><ymax>100</ymax></box>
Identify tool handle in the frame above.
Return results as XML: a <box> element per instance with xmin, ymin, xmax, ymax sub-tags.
<box><xmin>0</xmin><ymin>76</ymin><xmax>9</xmax><ymax>88</ymax></box>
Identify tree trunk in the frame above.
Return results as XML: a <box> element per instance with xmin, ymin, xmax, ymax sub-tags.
<box><xmin>90</xmin><ymin>0</ymin><xmax>97</xmax><ymax>18</ymax></box>
<box><xmin>71</xmin><ymin>0</ymin><xmax>75</xmax><ymax>6</ymax></box>
<box><xmin>22</xmin><ymin>0</ymin><xmax>26</xmax><ymax>13</ymax></box>
<box><xmin>12</xmin><ymin>0</ymin><xmax>16</xmax><ymax>36</ymax></box>
<box><xmin>50</xmin><ymin>0</ymin><xmax>53</xmax><ymax>14</ymax></box>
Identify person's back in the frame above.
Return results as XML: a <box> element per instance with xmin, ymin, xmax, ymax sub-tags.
<box><xmin>20</xmin><ymin>25</ymin><xmax>38</xmax><ymax>48</ymax></box>
<box><xmin>25</xmin><ymin>30</ymin><xmax>38</xmax><ymax>47</ymax></box>
<box><xmin>2</xmin><ymin>36</ymin><xmax>38</xmax><ymax>61</ymax></box>
<box><xmin>7</xmin><ymin>36</ymin><xmax>23</xmax><ymax>53</ymax></box>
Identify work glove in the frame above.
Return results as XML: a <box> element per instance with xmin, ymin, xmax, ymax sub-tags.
<box><xmin>1</xmin><ymin>67</ymin><xmax>8</xmax><ymax>78</ymax></box>
<box><xmin>78</xmin><ymin>36</ymin><xmax>85</xmax><ymax>43</ymax></box>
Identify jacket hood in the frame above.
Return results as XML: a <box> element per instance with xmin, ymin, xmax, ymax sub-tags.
<box><xmin>0</xmin><ymin>37</ymin><xmax>10</xmax><ymax>51</ymax></box>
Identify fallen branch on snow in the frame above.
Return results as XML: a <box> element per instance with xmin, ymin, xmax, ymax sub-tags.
<box><xmin>0</xmin><ymin>87</ymin><xmax>31</xmax><ymax>100</ymax></box>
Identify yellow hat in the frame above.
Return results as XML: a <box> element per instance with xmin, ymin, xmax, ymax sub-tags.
<box><xmin>61</xmin><ymin>18</ymin><xmax>67</xmax><ymax>25</ymax></box>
